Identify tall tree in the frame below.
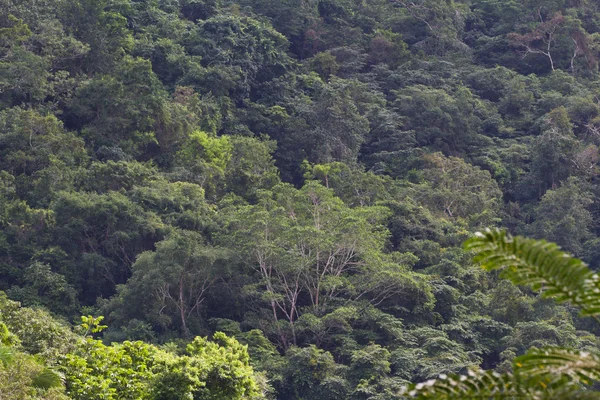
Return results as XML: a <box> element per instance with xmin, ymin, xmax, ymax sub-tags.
<box><xmin>106</xmin><ymin>230</ymin><xmax>228</xmax><ymax>336</ymax></box>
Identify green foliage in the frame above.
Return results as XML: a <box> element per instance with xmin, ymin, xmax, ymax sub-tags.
<box><xmin>528</xmin><ymin>177</ymin><xmax>593</xmax><ymax>255</ymax></box>
<box><xmin>517</xmin><ymin>347</ymin><xmax>600</xmax><ymax>384</ymax></box>
<box><xmin>0</xmin><ymin>352</ymin><xmax>69</xmax><ymax>399</ymax></box>
<box><xmin>178</xmin><ymin>131</ymin><xmax>232</xmax><ymax>172</ymax></box>
<box><xmin>79</xmin><ymin>315</ymin><xmax>108</xmax><ymax>335</ymax></box>
<box><xmin>404</xmin><ymin>347</ymin><xmax>600</xmax><ymax>399</ymax></box>
<box><xmin>0</xmin><ymin>346</ymin><xmax>14</xmax><ymax>367</ymax></box>
<box><xmin>0</xmin><ymin>301</ymin><xmax>69</xmax><ymax>398</ymax></box>
<box><xmin>283</xmin><ymin>345</ymin><xmax>344</xmax><ymax>399</ymax></box>
<box><xmin>61</xmin><ymin>337</ymin><xmax>156</xmax><ymax>399</ymax></box>
<box><xmin>402</xmin><ymin>368</ymin><xmax>586</xmax><ymax>399</ymax></box>
<box><xmin>157</xmin><ymin>332</ymin><xmax>261</xmax><ymax>399</ymax></box>
<box><xmin>7</xmin><ymin>262</ymin><xmax>80</xmax><ymax>316</ymax></box>
<box><xmin>0</xmin><ymin>292</ymin><xmax>78</xmax><ymax>361</ymax></box>
<box><xmin>393</xmin><ymin>85</ymin><xmax>492</xmax><ymax>155</ymax></box>
<box><xmin>224</xmin><ymin>135</ymin><xmax>279</xmax><ymax>200</ymax></box>
<box><xmin>6</xmin><ymin>0</ymin><xmax>600</xmax><ymax>398</ymax></box>
<box><xmin>31</xmin><ymin>368</ymin><xmax>65</xmax><ymax>390</ymax></box>
<box><xmin>62</xmin><ymin>331</ymin><xmax>263</xmax><ymax>400</ymax></box>
<box><xmin>417</xmin><ymin>152</ymin><xmax>503</xmax><ymax>226</ymax></box>
<box><xmin>105</xmin><ymin>230</ymin><xmax>229</xmax><ymax>335</ymax></box>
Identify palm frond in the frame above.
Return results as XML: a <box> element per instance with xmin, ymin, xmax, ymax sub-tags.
<box><xmin>516</xmin><ymin>348</ymin><xmax>600</xmax><ymax>385</ymax></box>
<box><xmin>31</xmin><ymin>368</ymin><xmax>65</xmax><ymax>389</ymax></box>
<box><xmin>401</xmin><ymin>370</ymin><xmax>538</xmax><ymax>399</ymax></box>
<box><xmin>464</xmin><ymin>228</ymin><xmax>600</xmax><ymax>316</ymax></box>
<box><xmin>400</xmin><ymin>368</ymin><xmax>600</xmax><ymax>399</ymax></box>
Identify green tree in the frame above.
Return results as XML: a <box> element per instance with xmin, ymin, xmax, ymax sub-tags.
<box><xmin>528</xmin><ymin>177</ymin><xmax>593</xmax><ymax>255</ymax></box>
<box><xmin>152</xmin><ymin>332</ymin><xmax>262</xmax><ymax>400</ymax></box>
<box><xmin>224</xmin><ymin>135</ymin><xmax>279</xmax><ymax>201</ymax></box>
<box><xmin>416</xmin><ymin>152</ymin><xmax>503</xmax><ymax>227</ymax></box>
<box><xmin>0</xmin><ymin>108</ymin><xmax>87</xmax><ymax>205</ymax></box>
<box><xmin>174</xmin><ymin>130</ymin><xmax>232</xmax><ymax>196</ymax></box>
<box><xmin>105</xmin><ymin>230</ymin><xmax>228</xmax><ymax>336</ymax></box>
<box><xmin>50</xmin><ymin>191</ymin><xmax>164</xmax><ymax>303</ymax></box>
<box><xmin>62</xmin><ymin>322</ymin><xmax>263</xmax><ymax>400</ymax></box>
<box><xmin>220</xmin><ymin>181</ymin><xmax>391</xmax><ymax>348</ymax></box>
<box><xmin>519</xmin><ymin>107</ymin><xmax>579</xmax><ymax>198</ymax></box>
<box><xmin>182</xmin><ymin>14</ymin><xmax>290</xmax><ymax>99</ymax></box>
<box><xmin>7</xmin><ymin>262</ymin><xmax>79</xmax><ymax>316</ymax></box>
<box><xmin>58</xmin><ymin>0</ymin><xmax>133</xmax><ymax>73</ymax></box>
<box><xmin>67</xmin><ymin>57</ymin><xmax>167</xmax><ymax>155</ymax></box>
<box><xmin>393</xmin><ymin>86</ymin><xmax>492</xmax><ymax>156</ymax></box>
<box><xmin>283</xmin><ymin>345</ymin><xmax>347</xmax><ymax>400</ymax></box>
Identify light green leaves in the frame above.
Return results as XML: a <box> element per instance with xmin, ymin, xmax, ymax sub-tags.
<box><xmin>0</xmin><ymin>347</ymin><xmax>14</xmax><ymax>367</ymax></box>
<box><xmin>80</xmin><ymin>315</ymin><xmax>108</xmax><ymax>335</ymax></box>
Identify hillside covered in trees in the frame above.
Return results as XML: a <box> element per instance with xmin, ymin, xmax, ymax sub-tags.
<box><xmin>4</xmin><ymin>0</ymin><xmax>600</xmax><ymax>398</ymax></box>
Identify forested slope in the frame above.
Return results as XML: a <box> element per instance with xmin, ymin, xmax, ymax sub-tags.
<box><xmin>2</xmin><ymin>0</ymin><xmax>600</xmax><ymax>398</ymax></box>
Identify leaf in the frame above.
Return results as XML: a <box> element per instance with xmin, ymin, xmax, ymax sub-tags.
<box><xmin>464</xmin><ymin>228</ymin><xmax>600</xmax><ymax>317</ymax></box>
<box><xmin>401</xmin><ymin>370</ymin><xmax>527</xmax><ymax>399</ymax></box>
<box><xmin>516</xmin><ymin>348</ymin><xmax>600</xmax><ymax>385</ymax></box>
<box><xmin>31</xmin><ymin>368</ymin><xmax>65</xmax><ymax>389</ymax></box>
<box><xmin>401</xmin><ymin>369</ymin><xmax>600</xmax><ymax>399</ymax></box>
<box><xmin>0</xmin><ymin>347</ymin><xmax>14</xmax><ymax>367</ymax></box>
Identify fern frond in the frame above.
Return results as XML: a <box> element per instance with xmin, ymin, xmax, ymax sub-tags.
<box><xmin>401</xmin><ymin>370</ymin><xmax>544</xmax><ymax>399</ymax></box>
<box><xmin>516</xmin><ymin>348</ymin><xmax>600</xmax><ymax>385</ymax></box>
<box><xmin>401</xmin><ymin>369</ymin><xmax>600</xmax><ymax>399</ymax></box>
<box><xmin>402</xmin><ymin>370</ymin><xmax>516</xmax><ymax>399</ymax></box>
<box><xmin>464</xmin><ymin>229</ymin><xmax>600</xmax><ymax>317</ymax></box>
<box><xmin>31</xmin><ymin>368</ymin><xmax>65</xmax><ymax>389</ymax></box>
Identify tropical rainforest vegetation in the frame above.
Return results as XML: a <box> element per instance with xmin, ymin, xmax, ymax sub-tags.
<box><xmin>4</xmin><ymin>0</ymin><xmax>600</xmax><ymax>398</ymax></box>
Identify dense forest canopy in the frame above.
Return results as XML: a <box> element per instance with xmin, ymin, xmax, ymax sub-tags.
<box><xmin>3</xmin><ymin>0</ymin><xmax>600</xmax><ymax>398</ymax></box>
